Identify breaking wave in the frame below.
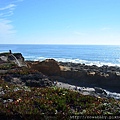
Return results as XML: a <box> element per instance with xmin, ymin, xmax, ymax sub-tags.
<box><xmin>25</xmin><ymin>56</ymin><xmax>120</xmax><ymax>67</ymax></box>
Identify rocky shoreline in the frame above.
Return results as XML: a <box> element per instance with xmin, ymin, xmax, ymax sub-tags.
<box><xmin>28</xmin><ymin>59</ymin><xmax>120</xmax><ymax>93</ymax></box>
<box><xmin>54</xmin><ymin>81</ymin><xmax>120</xmax><ymax>100</ymax></box>
<box><xmin>0</xmin><ymin>51</ymin><xmax>120</xmax><ymax>119</ymax></box>
<box><xmin>1</xmin><ymin>51</ymin><xmax>120</xmax><ymax>97</ymax></box>
<box><xmin>59</xmin><ymin>61</ymin><xmax>120</xmax><ymax>93</ymax></box>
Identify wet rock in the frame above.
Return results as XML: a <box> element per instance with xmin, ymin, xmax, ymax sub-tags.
<box><xmin>94</xmin><ymin>87</ymin><xmax>107</xmax><ymax>95</ymax></box>
<box><xmin>3</xmin><ymin>99</ymin><xmax>13</xmax><ymax>104</ymax></box>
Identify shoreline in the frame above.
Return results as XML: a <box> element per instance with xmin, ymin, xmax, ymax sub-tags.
<box><xmin>1</xmin><ymin>52</ymin><xmax>120</xmax><ymax>99</ymax></box>
<box><xmin>27</xmin><ymin>59</ymin><xmax>120</xmax><ymax>93</ymax></box>
<box><xmin>54</xmin><ymin>81</ymin><xmax>120</xmax><ymax>100</ymax></box>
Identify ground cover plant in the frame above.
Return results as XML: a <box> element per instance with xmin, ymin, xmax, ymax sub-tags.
<box><xmin>0</xmin><ymin>79</ymin><xmax>120</xmax><ymax>120</ymax></box>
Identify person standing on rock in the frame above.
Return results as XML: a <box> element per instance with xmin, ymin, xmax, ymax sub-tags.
<box><xmin>9</xmin><ymin>50</ymin><xmax>12</xmax><ymax>54</ymax></box>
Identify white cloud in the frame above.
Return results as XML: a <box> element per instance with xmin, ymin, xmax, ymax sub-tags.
<box><xmin>0</xmin><ymin>4</ymin><xmax>16</xmax><ymax>18</ymax></box>
<box><xmin>0</xmin><ymin>3</ymin><xmax>16</xmax><ymax>42</ymax></box>
<box><xmin>0</xmin><ymin>0</ymin><xmax>23</xmax><ymax>43</ymax></box>
<box><xmin>0</xmin><ymin>19</ymin><xmax>16</xmax><ymax>43</ymax></box>
<box><xmin>0</xmin><ymin>19</ymin><xmax>16</xmax><ymax>37</ymax></box>
<box><xmin>0</xmin><ymin>11</ymin><xmax>14</xmax><ymax>18</ymax></box>
<box><xmin>0</xmin><ymin>19</ymin><xmax>16</xmax><ymax>34</ymax></box>
<box><xmin>0</xmin><ymin>4</ymin><xmax>16</xmax><ymax>11</ymax></box>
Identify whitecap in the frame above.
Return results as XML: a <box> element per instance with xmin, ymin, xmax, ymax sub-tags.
<box><xmin>25</xmin><ymin>56</ymin><xmax>120</xmax><ymax>67</ymax></box>
<box><xmin>105</xmin><ymin>90</ymin><xmax>120</xmax><ymax>100</ymax></box>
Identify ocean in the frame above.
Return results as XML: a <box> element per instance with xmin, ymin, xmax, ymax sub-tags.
<box><xmin>0</xmin><ymin>44</ymin><xmax>120</xmax><ymax>67</ymax></box>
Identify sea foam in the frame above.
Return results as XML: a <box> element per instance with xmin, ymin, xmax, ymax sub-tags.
<box><xmin>30</xmin><ymin>57</ymin><xmax>120</xmax><ymax>67</ymax></box>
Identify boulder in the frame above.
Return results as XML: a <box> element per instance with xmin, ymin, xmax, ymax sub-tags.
<box><xmin>0</xmin><ymin>52</ymin><xmax>26</xmax><ymax>67</ymax></box>
<box><xmin>30</xmin><ymin>59</ymin><xmax>60</xmax><ymax>76</ymax></box>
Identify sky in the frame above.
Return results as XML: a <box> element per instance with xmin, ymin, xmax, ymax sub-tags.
<box><xmin>0</xmin><ymin>0</ymin><xmax>120</xmax><ymax>45</ymax></box>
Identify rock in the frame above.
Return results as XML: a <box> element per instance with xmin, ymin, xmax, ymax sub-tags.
<box><xmin>60</xmin><ymin>70</ymin><xmax>87</xmax><ymax>81</ymax></box>
<box><xmin>1</xmin><ymin>52</ymin><xmax>120</xmax><ymax>93</ymax></box>
<box><xmin>58</xmin><ymin>62</ymin><xmax>120</xmax><ymax>92</ymax></box>
<box><xmin>30</xmin><ymin>59</ymin><xmax>60</xmax><ymax>76</ymax></box>
<box><xmin>94</xmin><ymin>87</ymin><xmax>107</xmax><ymax>95</ymax></box>
<box><xmin>0</xmin><ymin>52</ymin><xmax>26</xmax><ymax>67</ymax></box>
<box><xmin>25</xmin><ymin>78</ymin><xmax>52</xmax><ymax>87</ymax></box>
<box><xmin>2</xmin><ymin>70</ymin><xmax>53</xmax><ymax>87</ymax></box>
<box><xmin>3</xmin><ymin>99</ymin><xmax>13</xmax><ymax>104</ymax></box>
<box><xmin>8</xmin><ymin>53</ymin><xmax>26</xmax><ymax>67</ymax></box>
<box><xmin>115</xmin><ymin>72</ymin><xmax>120</xmax><ymax>76</ymax></box>
<box><xmin>0</xmin><ymin>56</ymin><xmax>8</xmax><ymax>62</ymax></box>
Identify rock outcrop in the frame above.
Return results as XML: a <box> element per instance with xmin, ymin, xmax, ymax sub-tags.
<box><xmin>1</xmin><ymin>51</ymin><xmax>120</xmax><ymax>93</ymax></box>
<box><xmin>3</xmin><ymin>71</ymin><xmax>53</xmax><ymax>87</ymax></box>
<box><xmin>0</xmin><ymin>52</ymin><xmax>53</xmax><ymax>87</ymax></box>
<box><xmin>29</xmin><ymin>60</ymin><xmax>120</xmax><ymax>92</ymax></box>
<box><xmin>29</xmin><ymin>59</ymin><xmax>60</xmax><ymax>76</ymax></box>
<box><xmin>0</xmin><ymin>51</ymin><xmax>26</xmax><ymax>67</ymax></box>
<box><xmin>59</xmin><ymin>62</ymin><xmax>120</xmax><ymax>92</ymax></box>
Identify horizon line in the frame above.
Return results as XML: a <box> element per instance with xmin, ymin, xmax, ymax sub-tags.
<box><xmin>1</xmin><ymin>43</ymin><xmax>120</xmax><ymax>46</ymax></box>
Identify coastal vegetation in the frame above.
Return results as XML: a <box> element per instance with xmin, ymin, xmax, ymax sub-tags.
<box><xmin>0</xmin><ymin>77</ymin><xmax>120</xmax><ymax>119</ymax></box>
<box><xmin>0</xmin><ymin>52</ymin><xmax>120</xmax><ymax>120</ymax></box>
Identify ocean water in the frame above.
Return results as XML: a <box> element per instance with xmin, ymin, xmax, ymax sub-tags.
<box><xmin>0</xmin><ymin>44</ymin><xmax>120</xmax><ymax>67</ymax></box>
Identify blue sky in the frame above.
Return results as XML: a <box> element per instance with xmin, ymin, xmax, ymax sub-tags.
<box><xmin>0</xmin><ymin>0</ymin><xmax>120</xmax><ymax>44</ymax></box>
